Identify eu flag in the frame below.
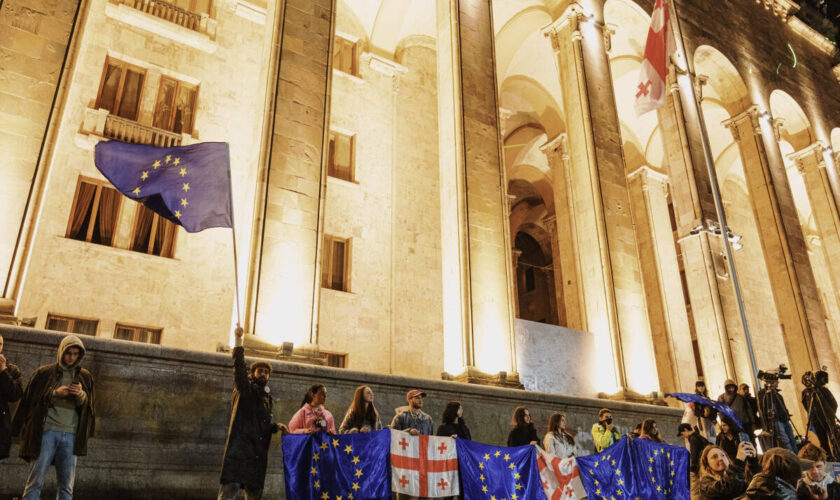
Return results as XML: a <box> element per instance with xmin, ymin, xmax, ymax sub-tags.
<box><xmin>576</xmin><ymin>435</ymin><xmax>635</xmax><ymax>499</ymax></box>
<box><xmin>94</xmin><ymin>141</ymin><xmax>233</xmax><ymax>233</ymax></box>
<box><xmin>282</xmin><ymin>429</ymin><xmax>391</xmax><ymax>500</ymax></box>
<box><xmin>456</xmin><ymin>439</ymin><xmax>542</xmax><ymax>500</ymax></box>
<box><xmin>630</xmin><ymin>438</ymin><xmax>690</xmax><ymax>500</ymax></box>
<box><xmin>666</xmin><ymin>392</ymin><xmax>744</xmax><ymax>431</ymax></box>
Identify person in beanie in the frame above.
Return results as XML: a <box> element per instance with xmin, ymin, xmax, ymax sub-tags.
<box><xmin>391</xmin><ymin>389</ymin><xmax>433</xmax><ymax>436</ymax></box>
<box><xmin>12</xmin><ymin>335</ymin><xmax>95</xmax><ymax>500</ymax></box>
<box><xmin>0</xmin><ymin>334</ymin><xmax>23</xmax><ymax>460</ymax></box>
<box><xmin>718</xmin><ymin>379</ymin><xmax>755</xmax><ymax>442</ymax></box>
<box><xmin>219</xmin><ymin>327</ymin><xmax>287</xmax><ymax>500</ymax></box>
<box><xmin>678</xmin><ymin>423</ymin><xmax>710</xmax><ymax>479</ymax></box>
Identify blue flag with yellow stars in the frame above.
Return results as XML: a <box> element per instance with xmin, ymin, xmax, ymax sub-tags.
<box><xmin>576</xmin><ymin>435</ymin><xmax>635</xmax><ymax>500</ymax></box>
<box><xmin>630</xmin><ymin>438</ymin><xmax>690</xmax><ymax>500</ymax></box>
<box><xmin>94</xmin><ymin>140</ymin><xmax>232</xmax><ymax>233</ymax></box>
<box><xmin>456</xmin><ymin>439</ymin><xmax>542</xmax><ymax>500</ymax></box>
<box><xmin>282</xmin><ymin>429</ymin><xmax>391</xmax><ymax>500</ymax></box>
<box><xmin>665</xmin><ymin>392</ymin><xmax>744</xmax><ymax>431</ymax></box>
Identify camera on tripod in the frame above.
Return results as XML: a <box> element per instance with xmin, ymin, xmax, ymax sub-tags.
<box><xmin>802</xmin><ymin>368</ymin><xmax>829</xmax><ymax>389</ymax></box>
<box><xmin>757</xmin><ymin>364</ymin><xmax>792</xmax><ymax>383</ymax></box>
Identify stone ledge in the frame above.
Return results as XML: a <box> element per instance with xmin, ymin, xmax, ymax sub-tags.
<box><xmin>104</xmin><ymin>2</ymin><xmax>218</xmax><ymax>54</ymax></box>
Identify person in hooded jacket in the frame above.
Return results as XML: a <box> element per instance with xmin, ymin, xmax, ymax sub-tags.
<box><xmin>719</xmin><ymin>378</ymin><xmax>756</xmax><ymax>443</ymax></box>
<box><xmin>691</xmin><ymin>441</ymin><xmax>757</xmax><ymax>500</ymax></box>
<box><xmin>0</xmin><ymin>333</ymin><xmax>23</xmax><ymax>460</ymax></box>
<box><xmin>739</xmin><ymin>447</ymin><xmax>801</xmax><ymax>499</ymax></box>
<box><xmin>219</xmin><ymin>327</ymin><xmax>287</xmax><ymax>500</ymax></box>
<box><xmin>12</xmin><ymin>334</ymin><xmax>95</xmax><ymax>500</ymax></box>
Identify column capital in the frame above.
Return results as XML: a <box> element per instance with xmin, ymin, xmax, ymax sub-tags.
<box><xmin>542</xmin><ymin>214</ymin><xmax>558</xmax><ymax>236</ymax></box>
<box><xmin>787</xmin><ymin>142</ymin><xmax>828</xmax><ymax>171</ymax></box>
<box><xmin>539</xmin><ymin>133</ymin><xmax>568</xmax><ymax>156</ymax></box>
<box><xmin>721</xmin><ymin>104</ymin><xmax>762</xmax><ymax>141</ymax></box>
<box><xmin>543</xmin><ymin>3</ymin><xmax>591</xmax><ymax>49</ymax></box>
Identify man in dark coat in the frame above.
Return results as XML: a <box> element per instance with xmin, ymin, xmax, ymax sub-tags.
<box><xmin>801</xmin><ymin>370</ymin><xmax>839</xmax><ymax>460</ymax></box>
<box><xmin>219</xmin><ymin>327</ymin><xmax>287</xmax><ymax>500</ymax></box>
<box><xmin>678</xmin><ymin>423</ymin><xmax>710</xmax><ymax>478</ymax></box>
<box><xmin>0</xmin><ymin>334</ymin><xmax>24</xmax><ymax>459</ymax></box>
<box><xmin>12</xmin><ymin>334</ymin><xmax>95</xmax><ymax>500</ymax></box>
<box><xmin>718</xmin><ymin>379</ymin><xmax>755</xmax><ymax>443</ymax></box>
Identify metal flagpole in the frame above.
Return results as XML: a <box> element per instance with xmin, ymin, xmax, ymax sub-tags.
<box><xmin>231</xmin><ymin>225</ymin><xmax>243</xmax><ymax>329</ymax></box>
<box><xmin>668</xmin><ymin>0</ymin><xmax>761</xmax><ymax>392</ymax></box>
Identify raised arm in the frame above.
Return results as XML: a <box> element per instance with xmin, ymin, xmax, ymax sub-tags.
<box><xmin>232</xmin><ymin>327</ymin><xmax>250</xmax><ymax>396</ymax></box>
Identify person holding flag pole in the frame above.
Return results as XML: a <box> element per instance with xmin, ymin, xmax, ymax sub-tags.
<box><xmin>636</xmin><ymin>0</ymin><xmax>762</xmax><ymax>396</ymax></box>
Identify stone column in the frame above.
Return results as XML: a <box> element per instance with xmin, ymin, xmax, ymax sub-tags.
<box><xmin>658</xmin><ymin>72</ymin><xmax>736</xmax><ymax>392</ymax></box>
<box><xmin>251</xmin><ymin>0</ymin><xmax>335</xmax><ymax>346</ymax></box>
<box><xmin>511</xmin><ymin>248</ymin><xmax>523</xmax><ymax>319</ymax></box>
<box><xmin>627</xmin><ymin>166</ymin><xmax>697</xmax><ymax>396</ymax></box>
<box><xmin>543</xmin><ymin>4</ymin><xmax>657</xmax><ymax>397</ymax></box>
<box><xmin>723</xmin><ymin>109</ymin><xmax>840</xmax><ymax>418</ymax></box>
<box><xmin>542</xmin><ymin>215</ymin><xmax>567</xmax><ymax>328</ymax></box>
<box><xmin>437</xmin><ymin>0</ymin><xmax>517</xmax><ymax>379</ymax></box>
<box><xmin>541</xmin><ymin>135</ymin><xmax>583</xmax><ymax>330</ymax></box>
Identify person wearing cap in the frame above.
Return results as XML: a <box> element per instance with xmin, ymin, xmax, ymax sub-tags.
<box><xmin>678</xmin><ymin>422</ymin><xmax>710</xmax><ymax>478</ymax></box>
<box><xmin>693</xmin><ymin>380</ymin><xmax>717</xmax><ymax>440</ymax></box>
<box><xmin>218</xmin><ymin>327</ymin><xmax>287</xmax><ymax>500</ymax></box>
<box><xmin>390</xmin><ymin>389</ymin><xmax>433</xmax><ymax>436</ymax></box>
<box><xmin>717</xmin><ymin>378</ymin><xmax>755</xmax><ymax>443</ymax></box>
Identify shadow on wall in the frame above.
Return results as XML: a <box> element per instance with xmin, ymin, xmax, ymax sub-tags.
<box><xmin>515</xmin><ymin>318</ymin><xmax>598</xmax><ymax>398</ymax></box>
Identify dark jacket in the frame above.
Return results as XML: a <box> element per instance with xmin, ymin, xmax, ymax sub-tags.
<box><xmin>507</xmin><ymin>423</ymin><xmax>539</xmax><ymax>447</ymax></box>
<box><xmin>743</xmin><ymin>393</ymin><xmax>760</xmax><ymax>428</ymax></box>
<box><xmin>801</xmin><ymin>386</ymin><xmax>838</xmax><ymax>429</ymax></box>
<box><xmin>0</xmin><ymin>362</ymin><xmax>23</xmax><ymax>459</ymax></box>
<box><xmin>719</xmin><ymin>389</ymin><xmax>756</xmax><ymax>427</ymax></box>
<box><xmin>687</xmin><ymin>432</ymin><xmax>711</xmax><ymax>474</ymax></box>
<box><xmin>692</xmin><ymin>461</ymin><xmax>749</xmax><ymax>500</ymax></box>
<box><xmin>219</xmin><ymin>346</ymin><xmax>278</xmax><ymax>489</ymax></box>
<box><xmin>738</xmin><ymin>471</ymin><xmax>797</xmax><ymax>499</ymax></box>
<box><xmin>437</xmin><ymin>420</ymin><xmax>471</xmax><ymax>440</ymax></box>
<box><xmin>715</xmin><ymin>433</ymin><xmax>741</xmax><ymax>464</ymax></box>
<box><xmin>758</xmin><ymin>388</ymin><xmax>791</xmax><ymax>422</ymax></box>
<box><xmin>11</xmin><ymin>335</ymin><xmax>95</xmax><ymax>461</ymax></box>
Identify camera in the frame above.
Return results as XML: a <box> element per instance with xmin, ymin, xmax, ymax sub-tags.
<box><xmin>802</xmin><ymin>368</ymin><xmax>829</xmax><ymax>389</ymax></box>
<box><xmin>757</xmin><ymin>364</ymin><xmax>792</xmax><ymax>383</ymax></box>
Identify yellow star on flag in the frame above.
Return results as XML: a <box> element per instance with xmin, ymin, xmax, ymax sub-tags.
<box><xmin>649</xmin><ymin>457</ymin><xmax>654</xmax><ymax>463</ymax></box>
<box><xmin>594</xmin><ymin>480</ymin><xmax>599</xmax><ymax>485</ymax></box>
<box><xmin>352</xmin><ymin>483</ymin><xmax>360</xmax><ymax>492</ymax></box>
<box><xmin>611</xmin><ymin>460</ymin><xmax>616</xmax><ymax>466</ymax></box>
<box><xmin>657</xmin><ymin>485</ymin><xmax>662</xmax><ymax>492</ymax></box>
<box><xmin>344</xmin><ymin>445</ymin><xmax>353</xmax><ymax>454</ymax></box>
<box><xmin>310</xmin><ymin>467</ymin><xmax>317</xmax><ymax>475</ymax></box>
<box><xmin>618</xmin><ymin>479</ymin><xmax>624</xmax><ymax>486</ymax></box>
<box><xmin>491</xmin><ymin>496</ymin><xmax>497</xmax><ymax>500</ymax></box>
<box><xmin>336</xmin><ymin>496</ymin><xmax>342</xmax><ymax>500</ymax></box>
<box><xmin>479</xmin><ymin>463</ymin><xmax>484</xmax><ymax>470</ymax></box>
<box><xmin>504</xmin><ymin>453</ymin><xmax>510</xmax><ymax>461</ymax></box>
<box><xmin>512</xmin><ymin>494</ymin><xmax>518</xmax><ymax>500</ymax></box>
<box><xmin>514</xmin><ymin>472</ymin><xmax>520</xmax><ymax>480</ymax></box>
<box><xmin>482</xmin><ymin>485</ymin><xmax>488</xmax><ymax>493</ymax></box>
<box><xmin>165</xmin><ymin>155</ymin><xmax>171</xmax><ymax>163</ymax></box>
<box><xmin>179</xmin><ymin>167</ymin><xmax>187</xmax><ymax>177</ymax></box>
<box><xmin>133</xmin><ymin>187</ymin><xmax>141</xmax><ymax>195</ymax></box>
<box><xmin>347</xmin><ymin>495</ymin><xmax>353</xmax><ymax>500</ymax></box>
<box><xmin>515</xmin><ymin>483</ymin><xmax>523</xmax><ymax>490</ymax></box>
<box><xmin>321</xmin><ymin>493</ymin><xmax>329</xmax><ymax>500</ymax></box>
<box><xmin>174</xmin><ymin>210</ymin><xmax>181</xmax><ymax>219</ymax></box>
<box><xmin>508</xmin><ymin>463</ymin><xmax>515</xmax><ymax>470</ymax></box>
<box><xmin>182</xmin><ymin>183</ymin><xmax>190</xmax><ymax>192</ymax></box>
<box><xmin>180</xmin><ymin>198</ymin><xmax>188</xmax><ymax>207</ymax></box>
<box><xmin>617</xmin><ymin>491</ymin><xmax>622</xmax><ymax>496</ymax></box>
<box><xmin>615</xmin><ymin>469</ymin><xmax>621</xmax><ymax>475</ymax></box>
<box><xmin>320</xmin><ymin>442</ymin><xmax>328</xmax><ymax>450</ymax></box>
<box><xmin>354</xmin><ymin>469</ymin><xmax>363</xmax><ymax>478</ymax></box>
<box><xmin>173</xmin><ymin>157</ymin><xmax>180</xmax><ymax>165</ymax></box>
<box><xmin>141</xmin><ymin>171</ymin><xmax>148</xmax><ymax>180</ymax></box>
<box><xmin>313</xmin><ymin>453</ymin><xmax>320</xmax><ymax>461</ymax></box>
<box><xmin>480</xmin><ymin>474</ymin><xmax>485</xmax><ymax>481</ymax></box>
<box><xmin>594</xmin><ymin>461</ymin><xmax>599</xmax><ymax>467</ymax></box>
<box><xmin>351</xmin><ymin>456</ymin><xmax>360</xmax><ymax>465</ymax></box>
<box><xmin>314</xmin><ymin>480</ymin><xmax>320</xmax><ymax>489</ymax></box>
<box><xmin>332</xmin><ymin>439</ymin><xmax>340</xmax><ymax>447</ymax></box>
<box><xmin>494</xmin><ymin>451</ymin><xmax>501</xmax><ymax>458</ymax></box>
<box><xmin>484</xmin><ymin>453</ymin><xmax>490</xmax><ymax>460</ymax></box>
<box><xmin>153</xmin><ymin>160</ymin><xmax>161</xmax><ymax>169</ymax></box>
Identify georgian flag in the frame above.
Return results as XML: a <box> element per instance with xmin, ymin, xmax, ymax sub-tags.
<box><xmin>634</xmin><ymin>0</ymin><xmax>677</xmax><ymax>116</ymax></box>
<box><xmin>390</xmin><ymin>430</ymin><xmax>459</xmax><ymax>497</ymax></box>
<box><xmin>538</xmin><ymin>449</ymin><xmax>587</xmax><ymax>500</ymax></box>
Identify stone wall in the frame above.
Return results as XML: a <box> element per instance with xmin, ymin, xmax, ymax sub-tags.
<box><xmin>0</xmin><ymin>325</ymin><xmax>682</xmax><ymax>499</ymax></box>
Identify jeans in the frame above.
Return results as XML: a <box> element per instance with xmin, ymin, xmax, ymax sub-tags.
<box><xmin>776</xmin><ymin>420</ymin><xmax>799</xmax><ymax>454</ymax></box>
<box><xmin>218</xmin><ymin>483</ymin><xmax>263</xmax><ymax>500</ymax></box>
<box><xmin>22</xmin><ymin>430</ymin><xmax>77</xmax><ymax>500</ymax></box>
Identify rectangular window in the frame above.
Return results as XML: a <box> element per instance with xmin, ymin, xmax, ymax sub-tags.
<box><xmin>114</xmin><ymin>323</ymin><xmax>162</xmax><ymax>344</ymax></box>
<box><xmin>172</xmin><ymin>0</ymin><xmax>212</xmax><ymax>15</ymax></box>
<box><xmin>66</xmin><ymin>177</ymin><xmax>122</xmax><ymax>247</ymax></box>
<box><xmin>320</xmin><ymin>351</ymin><xmax>347</xmax><ymax>368</ymax></box>
<box><xmin>46</xmin><ymin>314</ymin><xmax>98</xmax><ymax>336</ymax></box>
<box><xmin>328</xmin><ymin>131</ymin><xmax>354</xmax><ymax>182</ymax></box>
<box><xmin>333</xmin><ymin>36</ymin><xmax>357</xmax><ymax>76</ymax></box>
<box><xmin>321</xmin><ymin>235</ymin><xmax>349</xmax><ymax>291</ymax></box>
<box><xmin>95</xmin><ymin>58</ymin><xmax>146</xmax><ymax>120</ymax></box>
<box><xmin>130</xmin><ymin>205</ymin><xmax>178</xmax><ymax>258</ymax></box>
<box><xmin>153</xmin><ymin>76</ymin><xmax>198</xmax><ymax>135</ymax></box>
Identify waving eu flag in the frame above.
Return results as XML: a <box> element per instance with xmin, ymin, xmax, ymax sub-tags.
<box><xmin>94</xmin><ymin>141</ymin><xmax>232</xmax><ymax>233</ymax></box>
<box><xmin>282</xmin><ymin>429</ymin><xmax>391</xmax><ymax>500</ymax></box>
<box><xmin>577</xmin><ymin>435</ymin><xmax>635</xmax><ymax>499</ymax></box>
<box><xmin>630</xmin><ymin>438</ymin><xmax>690</xmax><ymax>500</ymax></box>
<box><xmin>456</xmin><ymin>440</ymin><xmax>542</xmax><ymax>500</ymax></box>
<box><xmin>666</xmin><ymin>392</ymin><xmax>744</xmax><ymax>431</ymax></box>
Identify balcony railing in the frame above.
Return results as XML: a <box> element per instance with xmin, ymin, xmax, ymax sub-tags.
<box><xmin>122</xmin><ymin>0</ymin><xmax>203</xmax><ymax>32</ymax></box>
<box><xmin>103</xmin><ymin>114</ymin><xmax>183</xmax><ymax>147</ymax></box>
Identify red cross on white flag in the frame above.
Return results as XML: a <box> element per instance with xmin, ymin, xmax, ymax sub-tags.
<box><xmin>634</xmin><ymin>0</ymin><xmax>677</xmax><ymax>116</ymax></box>
<box><xmin>390</xmin><ymin>430</ymin><xmax>459</xmax><ymax>497</ymax></box>
<box><xmin>538</xmin><ymin>449</ymin><xmax>587</xmax><ymax>500</ymax></box>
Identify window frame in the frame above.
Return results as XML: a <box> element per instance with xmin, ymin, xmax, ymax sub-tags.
<box><xmin>153</xmin><ymin>75</ymin><xmax>199</xmax><ymax>135</ymax></box>
<box><xmin>328</xmin><ymin>130</ymin><xmax>355</xmax><ymax>182</ymax></box>
<box><xmin>333</xmin><ymin>35</ymin><xmax>358</xmax><ymax>76</ymax></box>
<box><xmin>321</xmin><ymin>235</ymin><xmax>351</xmax><ymax>292</ymax></box>
<box><xmin>45</xmin><ymin>313</ymin><xmax>99</xmax><ymax>336</ymax></box>
<box><xmin>94</xmin><ymin>57</ymin><xmax>147</xmax><ymax>120</ymax></box>
<box><xmin>129</xmin><ymin>205</ymin><xmax>179</xmax><ymax>258</ymax></box>
<box><xmin>65</xmin><ymin>176</ymin><xmax>124</xmax><ymax>245</ymax></box>
<box><xmin>319</xmin><ymin>351</ymin><xmax>348</xmax><ymax>368</ymax></box>
<box><xmin>173</xmin><ymin>0</ymin><xmax>213</xmax><ymax>15</ymax></box>
<box><xmin>114</xmin><ymin>322</ymin><xmax>163</xmax><ymax>344</ymax></box>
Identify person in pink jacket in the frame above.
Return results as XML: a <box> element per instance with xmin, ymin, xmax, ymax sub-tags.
<box><xmin>289</xmin><ymin>384</ymin><xmax>336</xmax><ymax>434</ymax></box>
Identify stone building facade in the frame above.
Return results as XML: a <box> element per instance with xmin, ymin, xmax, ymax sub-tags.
<box><xmin>2</xmin><ymin>0</ymin><xmax>840</xmax><ymax>430</ymax></box>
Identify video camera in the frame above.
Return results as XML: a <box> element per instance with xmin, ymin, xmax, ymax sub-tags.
<box><xmin>757</xmin><ymin>364</ymin><xmax>792</xmax><ymax>383</ymax></box>
<box><xmin>802</xmin><ymin>367</ymin><xmax>829</xmax><ymax>389</ymax></box>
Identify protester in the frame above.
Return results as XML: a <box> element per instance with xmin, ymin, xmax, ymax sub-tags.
<box><xmin>507</xmin><ymin>406</ymin><xmax>539</xmax><ymax>447</ymax></box>
<box><xmin>801</xmin><ymin>370</ymin><xmax>838</xmax><ymax>460</ymax></box>
<box><xmin>718</xmin><ymin>379</ymin><xmax>755</xmax><ymax>443</ymax></box>
<box><xmin>758</xmin><ymin>378</ymin><xmax>798</xmax><ymax>453</ymax></box>
<box><xmin>543</xmin><ymin>412</ymin><xmax>576</xmax><ymax>458</ymax></box>
<box><xmin>797</xmin><ymin>444</ymin><xmax>837</xmax><ymax>499</ymax></box>
<box><xmin>715</xmin><ymin>416</ymin><xmax>741</xmax><ymax>462</ymax></box>
<box><xmin>631</xmin><ymin>422</ymin><xmax>642</xmax><ymax>439</ymax></box>
<box><xmin>592</xmin><ymin>408</ymin><xmax>621</xmax><ymax>452</ymax></box>
<box><xmin>11</xmin><ymin>335</ymin><xmax>95</xmax><ymax>500</ymax></box>
<box><xmin>694</xmin><ymin>380</ymin><xmax>718</xmax><ymax>440</ymax></box>
<box><xmin>0</xmin><ymin>333</ymin><xmax>23</xmax><ymax>460</ymax></box>
<box><xmin>289</xmin><ymin>384</ymin><xmax>336</xmax><ymax>434</ymax></box>
<box><xmin>436</xmin><ymin>401</ymin><xmax>470</xmax><ymax>440</ymax></box>
<box><xmin>741</xmin><ymin>447</ymin><xmax>801</xmax><ymax>499</ymax></box>
<box><xmin>390</xmin><ymin>389</ymin><xmax>433</xmax><ymax>436</ymax></box>
<box><xmin>691</xmin><ymin>442</ymin><xmax>756</xmax><ymax>500</ymax></box>
<box><xmin>678</xmin><ymin>423</ymin><xmax>710</xmax><ymax>478</ymax></box>
<box><xmin>339</xmin><ymin>385</ymin><xmax>382</xmax><ymax>434</ymax></box>
<box><xmin>640</xmin><ymin>418</ymin><xmax>667</xmax><ymax>444</ymax></box>
<box><xmin>219</xmin><ymin>327</ymin><xmax>287</xmax><ymax>500</ymax></box>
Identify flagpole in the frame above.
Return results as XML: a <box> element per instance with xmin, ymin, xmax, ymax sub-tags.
<box><xmin>231</xmin><ymin>225</ymin><xmax>243</xmax><ymax>329</ymax></box>
<box><xmin>668</xmin><ymin>0</ymin><xmax>761</xmax><ymax>393</ymax></box>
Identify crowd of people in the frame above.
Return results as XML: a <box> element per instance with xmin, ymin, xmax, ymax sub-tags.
<box><xmin>1</xmin><ymin>329</ymin><xmax>840</xmax><ymax>499</ymax></box>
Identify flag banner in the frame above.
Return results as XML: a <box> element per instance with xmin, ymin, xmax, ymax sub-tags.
<box><xmin>282</xmin><ymin>429</ymin><xmax>391</xmax><ymax>500</ymax></box>
<box><xmin>634</xmin><ymin>0</ymin><xmax>676</xmax><ymax>116</ymax></box>
<box><xmin>666</xmin><ymin>392</ymin><xmax>744</xmax><ymax>431</ymax></box>
<box><xmin>94</xmin><ymin>141</ymin><xmax>233</xmax><ymax>233</ymax></box>
<box><xmin>629</xmin><ymin>438</ymin><xmax>690</xmax><ymax>500</ymax></box>
<box><xmin>456</xmin><ymin>439</ymin><xmax>542</xmax><ymax>500</ymax></box>
<box><xmin>537</xmin><ymin>449</ymin><xmax>586</xmax><ymax>500</ymax></box>
<box><xmin>576</xmin><ymin>435</ymin><xmax>635</xmax><ymax>499</ymax></box>
<box><xmin>390</xmin><ymin>430</ymin><xmax>459</xmax><ymax>497</ymax></box>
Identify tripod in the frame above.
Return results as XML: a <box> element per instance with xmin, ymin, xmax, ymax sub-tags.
<box><xmin>757</xmin><ymin>382</ymin><xmax>781</xmax><ymax>450</ymax></box>
<box><xmin>803</xmin><ymin>385</ymin><xmax>840</xmax><ymax>461</ymax></box>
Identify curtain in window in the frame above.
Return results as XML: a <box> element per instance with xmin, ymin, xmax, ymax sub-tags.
<box><xmin>132</xmin><ymin>205</ymin><xmax>155</xmax><ymax>253</ymax></box>
<box><xmin>156</xmin><ymin>218</ymin><xmax>176</xmax><ymax>257</ymax></box>
<box><xmin>68</xmin><ymin>182</ymin><xmax>97</xmax><ymax>240</ymax></box>
<box><xmin>73</xmin><ymin>319</ymin><xmax>98</xmax><ymax>336</ymax></box>
<box><xmin>46</xmin><ymin>317</ymin><xmax>70</xmax><ymax>332</ymax></box>
<box><xmin>97</xmin><ymin>187</ymin><xmax>120</xmax><ymax>245</ymax></box>
<box><xmin>331</xmin><ymin>240</ymin><xmax>345</xmax><ymax>290</ymax></box>
<box><xmin>117</xmin><ymin>70</ymin><xmax>144</xmax><ymax>120</ymax></box>
<box><xmin>98</xmin><ymin>63</ymin><xmax>122</xmax><ymax>112</ymax></box>
<box><xmin>154</xmin><ymin>78</ymin><xmax>176</xmax><ymax>130</ymax></box>
<box><xmin>173</xmin><ymin>85</ymin><xmax>196</xmax><ymax>134</ymax></box>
